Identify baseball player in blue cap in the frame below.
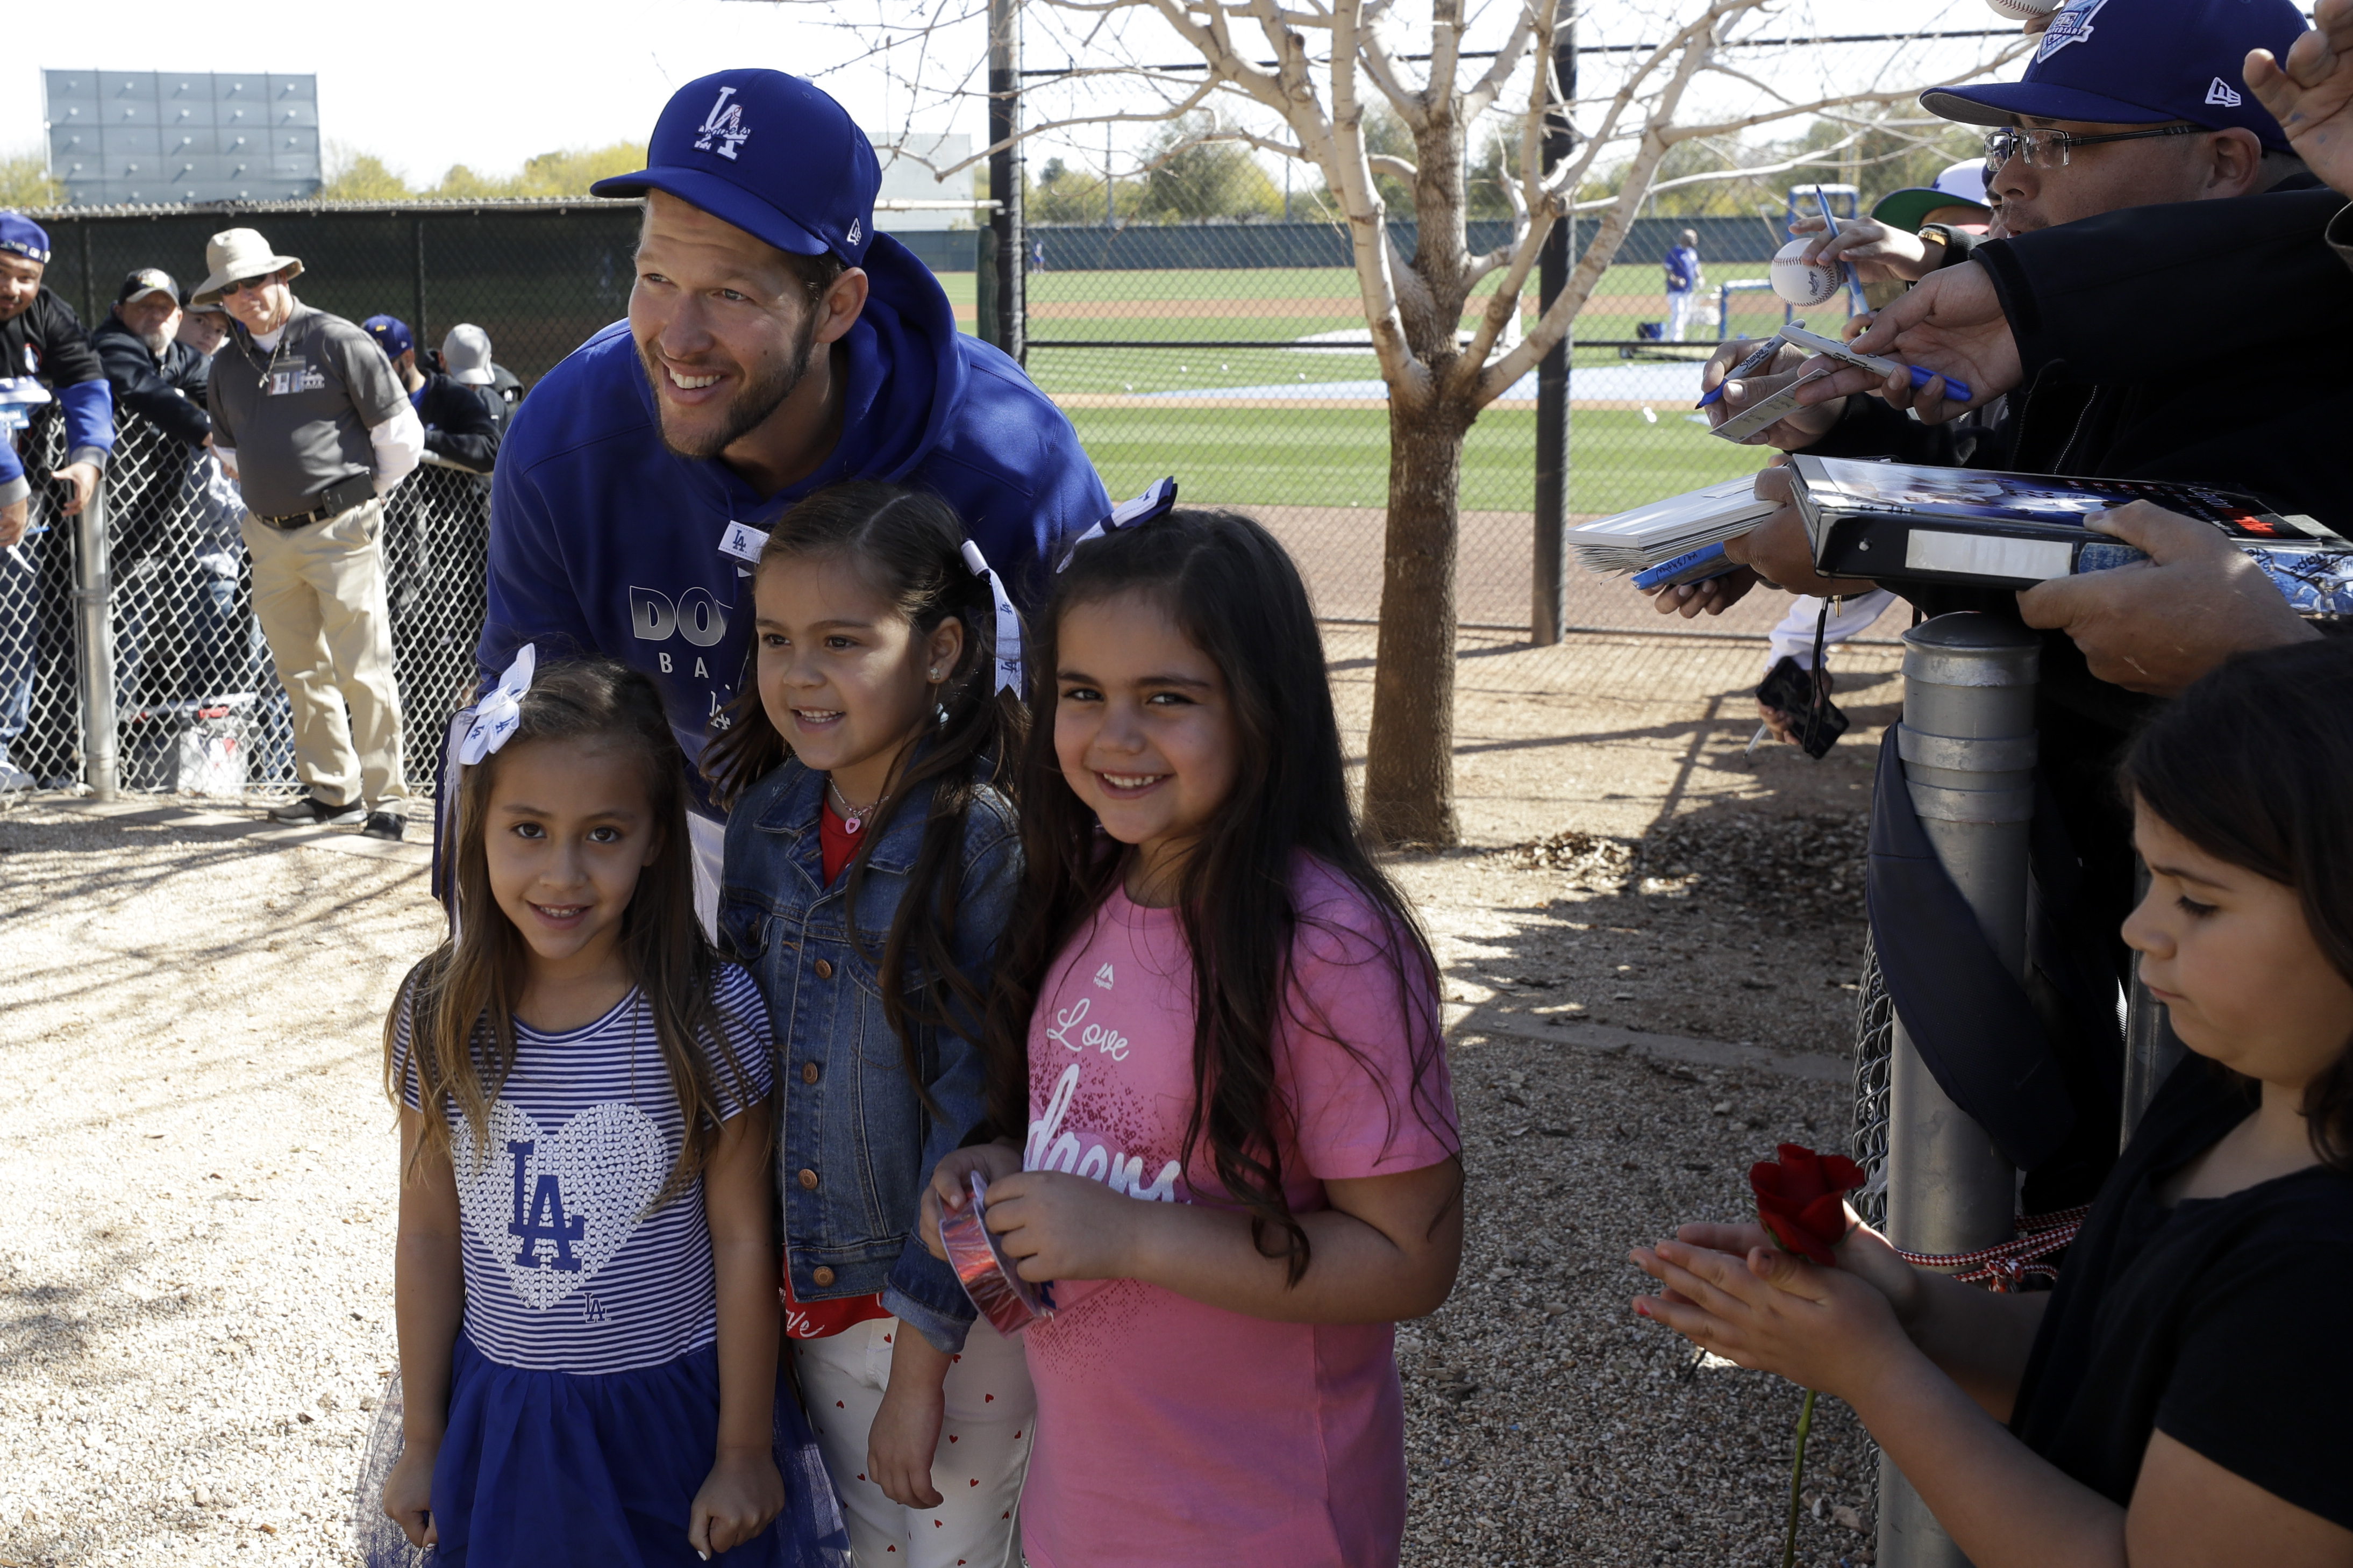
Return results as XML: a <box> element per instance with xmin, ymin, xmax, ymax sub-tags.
<box><xmin>479</xmin><ymin>70</ymin><xmax>1108</xmax><ymax>885</ymax></box>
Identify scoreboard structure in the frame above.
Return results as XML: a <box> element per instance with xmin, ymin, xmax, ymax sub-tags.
<box><xmin>44</xmin><ymin>71</ymin><xmax>322</xmax><ymax>207</ymax></box>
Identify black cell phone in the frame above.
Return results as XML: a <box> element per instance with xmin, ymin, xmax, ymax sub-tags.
<box><xmin>1757</xmin><ymin>655</ymin><xmax>1849</xmax><ymax>760</ymax></box>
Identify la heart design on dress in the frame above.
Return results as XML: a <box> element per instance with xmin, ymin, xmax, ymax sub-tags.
<box><xmin>455</xmin><ymin>1099</ymin><xmax>668</xmax><ymax>1311</ymax></box>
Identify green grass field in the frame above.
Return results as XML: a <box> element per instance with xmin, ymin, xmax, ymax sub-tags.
<box><xmin>987</xmin><ymin>261</ymin><xmax>1785</xmax><ymax>517</ymax></box>
<box><xmin>1058</xmin><ymin>404</ymin><xmax>1760</xmax><ymax>517</ymax></box>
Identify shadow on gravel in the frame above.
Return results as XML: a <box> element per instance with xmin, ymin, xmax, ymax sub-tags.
<box><xmin>0</xmin><ymin>813</ymin><xmax>427</xmax><ymax>1044</ymax></box>
<box><xmin>0</xmin><ymin>1221</ymin><xmax>189</xmax><ymax>1379</ymax></box>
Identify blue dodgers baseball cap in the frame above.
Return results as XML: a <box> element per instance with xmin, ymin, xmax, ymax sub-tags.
<box><xmin>0</xmin><ymin>213</ymin><xmax>52</xmax><ymax>266</ymax></box>
<box><xmin>591</xmin><ymin>70</ymin><xmax>880</xmax><ymax>266</ymax></box>
<box><xmin>361</xmin><ymin>314</ymin><xmax>415</xmax><ymax>363</ymax></box>
<box><xmin>1921</xmin><ymin>0</ymin><xmax>2307</xmax><ymax>151</ymax></box>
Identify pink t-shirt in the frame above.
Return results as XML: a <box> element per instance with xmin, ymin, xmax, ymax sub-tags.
<box><xmin>1017</xmin><ymin>861</ymin><xmax>1460</xmax><ymax>1568</ymax></box>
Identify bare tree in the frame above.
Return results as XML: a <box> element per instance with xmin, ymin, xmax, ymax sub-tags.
<box><xmin>802</xmin><ymin>0</ymin><xmax>2023</xmax><ymax>846</ymax></box>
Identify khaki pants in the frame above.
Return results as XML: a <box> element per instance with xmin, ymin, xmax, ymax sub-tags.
<box><xmin>240</xmin><ymin>499</ymin><xmax>408</xmax><ymax>809</ymax></box>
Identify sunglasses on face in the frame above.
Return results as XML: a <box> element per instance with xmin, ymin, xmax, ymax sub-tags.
<box><xmin>217</xmin><ymin>273</ymin><xmax>278</xmax><ymax>297</ymax></box>
<box><xmin>1981</xmin><ymin>123</ymin><xmax>2200</xmax><ymax>181</ymax></box>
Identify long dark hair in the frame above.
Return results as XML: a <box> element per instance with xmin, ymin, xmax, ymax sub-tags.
<box><xmin>702</xmin><ymin>482</ymin><xmax>1022</xmax><ymax>1110</ymax></box>
<box><xmin>2121</xmin><ymin>637</ymin><xmax>2353</xmax><ymax>1171</ymax></box>
<box><xmin>385</xmin><ymin>658</ymin><xmax>755</xmax><ymax>1207</ymax></box>
<box><xmin>983</xmin><ymin>507</ymin><xmax>1453</xmax><ymax>1283</ymax></box>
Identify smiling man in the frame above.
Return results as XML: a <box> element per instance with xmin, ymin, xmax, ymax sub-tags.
<box><xmin>481</xmin><ymin>70</ymin><xmax>1108</xmax><ymax>913</ymax></box>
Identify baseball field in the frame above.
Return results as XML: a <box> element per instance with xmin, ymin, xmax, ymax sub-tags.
<box><xmin>940</xmin><ymin>261</ymin><xmax>1788</xmax><ymax>518</ymax></box>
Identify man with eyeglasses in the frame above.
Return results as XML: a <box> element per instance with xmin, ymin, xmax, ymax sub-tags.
<box><xmin>1672</xmin><ymin>0</ymin><xmax>2343</xmax><ymax>1214</ymax></box>
<box><xmin>196</xmin><ymin>227</ymin><xmax>426</xmax><ymax>841</ymax></box>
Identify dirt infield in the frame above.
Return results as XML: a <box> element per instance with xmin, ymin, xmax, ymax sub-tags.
<box><xmin>0</xmin><ymin>624</ymin><xmax>1904</xmax><ymax>1567</ymax></box>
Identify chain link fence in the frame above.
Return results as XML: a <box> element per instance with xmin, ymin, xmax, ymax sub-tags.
<box><xmin>7</xmin><ymin>403</ymin><xmax>487</xmax><ymax>801</ymax></box>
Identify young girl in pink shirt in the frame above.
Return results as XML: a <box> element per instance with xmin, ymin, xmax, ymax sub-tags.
<box><xmin>923</xmin><ymin>505</ymin><xmax>1463</xmax><ymax>1568</ymax></box>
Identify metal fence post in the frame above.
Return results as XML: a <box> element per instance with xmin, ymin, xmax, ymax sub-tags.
<box><xmin>413</xmin><ymin>215</ymin><xmax>430</xmax><ymax>356</ymax></box>
<box><xmin>1530</xmin><ymin>27</ymin><xmax>1575</xmax><ymax>646</ymax></box>
<box><xmin>73</xmin><ymin>475</ymin><xmax>117</xmax><ymax>803</ymax></box>
<box><xmin>1876</xmin><ymin>612</ymin><xmax>2037</xmax><ymax>1568</ymax></box>
<box><xmin>988</xmin><ymin>0</ymin><xmax>1025</xmax><ymax>366</ymax></box>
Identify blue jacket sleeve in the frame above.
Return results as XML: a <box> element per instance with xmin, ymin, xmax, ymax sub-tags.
<box><xmin>880</xmin><ymin>806</ymin><xmax>1024</xmax><ymax>1352</ymax></box>
<box><xmin>481</xmin><ymin>429</ymin><xmax>597</xmax><ymax>676</ymax></box>
<box><xmin>59</xmin><ymin>379</ymin><xmax>116</xmax><ymax>467</ymax></box>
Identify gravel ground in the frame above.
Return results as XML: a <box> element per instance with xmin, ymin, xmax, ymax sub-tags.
<box><xmin>1</xmin><ymin>628</ymin><xmax>1892</xmax><ymax>1566</ymax></box>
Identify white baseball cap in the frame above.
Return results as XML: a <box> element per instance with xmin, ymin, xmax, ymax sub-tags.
<box><xmin>442</xmin><ymin>324</ymin><xmax>495</xmax><ymax>386</ymax></box>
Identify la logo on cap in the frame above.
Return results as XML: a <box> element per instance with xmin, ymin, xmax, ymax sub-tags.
<box><xmin>2036</xmin><ymin>0</ymin><xmax>2109</xmax><ymax>62</ymax></box>
<box><xmin>695</xmin><ymin>85</ymin><xmax>752</xmax><ymax>161</ymax></box>
<box><xmin>2206</xmin><ymin>76</ymin><xmax>2244</xmax><ymax>106</ymax></box>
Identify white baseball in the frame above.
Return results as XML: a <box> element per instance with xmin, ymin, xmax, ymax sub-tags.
<box><xmin>1770</xmin><ymin>239</ymin><xmax>1843</xmax><ymax>309</ymax></box>
<box><xmin>1985</xmin><ymin>0</ymin><xmax>2062</xmax><ymax>17</ymax></box>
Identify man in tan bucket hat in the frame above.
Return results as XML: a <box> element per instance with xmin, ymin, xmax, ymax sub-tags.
<box><xmin>197</xmin><ymin>227</ymin><xmax>424</xmax><ymax>840</ymax></box>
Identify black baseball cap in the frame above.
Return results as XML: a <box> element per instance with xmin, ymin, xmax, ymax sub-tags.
<box><xmin>116</xmin><ymin>268</ymin><xmax>179</xmax><ymax>307</ymax></box>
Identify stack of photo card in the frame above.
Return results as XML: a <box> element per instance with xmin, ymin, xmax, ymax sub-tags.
<box><xmin>1788</xmin><ymin>455</ymin><xmax>2353</xmax><ymax>611</ymax></box>
<box><xmin>1571</xmin><ymin>477</ymin><xmax>1780</xmax><ymax>576</ymax></box>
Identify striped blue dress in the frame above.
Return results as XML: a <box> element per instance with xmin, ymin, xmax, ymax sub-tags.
<box><xmin>388</xmin><ymin>965</ymin><xmax>845</xmax><ymax>1568</ymax></box>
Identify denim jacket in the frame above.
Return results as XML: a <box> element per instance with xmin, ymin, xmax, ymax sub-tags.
<box><xmin>717</xmin><ymin>754</ymin><xmax>1019</xmax><ymax>1352</ymax></box>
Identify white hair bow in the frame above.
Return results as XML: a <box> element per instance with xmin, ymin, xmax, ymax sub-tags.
<box><xmin>960</xmin><ymin>541</ymin><xmax>1024</xmax><ymax>694</ymax></box>
<box><xmin>457</xmin><ymin>645</ymin><xmax>536</xmax><ymax>764</ymax></box>
<box><xmin>1055</xmin><ymin>476</ymin><xmax>1178</xmax><ymax>571</ymax></box>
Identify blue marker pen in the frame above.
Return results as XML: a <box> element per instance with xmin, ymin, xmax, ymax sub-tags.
<box><xmin>1815</xmin><ymin>185</ymin><xmax>1862</xmax><ymax>296</ymax></box>
<box><xmin>1694</xmin><ymin>331</ymin><xmax>1796</xmax><ymax>411</ymax></box>
<box><xmin>1632</xmin><ymin>541</ymin><xmax>1741</xmax><ymax>591</ymax></box>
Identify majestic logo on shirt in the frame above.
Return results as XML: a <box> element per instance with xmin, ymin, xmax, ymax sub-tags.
<box><xmin>1092</xmin><ymin>963</ymin><xmax>1116</xmax><ymax>990</ymax></box>
<box><xmin>694</xmin><ymin>87</ymin><xmax>752</xmax><ymax>161</ymax></box>
<box><xmin>1028</xmin><ymin>1064</ymin><xmax>1180</xmax><ymax>1201</ymax></box>
<box><xmin>2205</xmin><ymin>77</ymin><xmax>2244</xmax><ymax>108</ymax></box>
<box><xmin>454</xmin><ymin>1100</ymin><xmax>668</xmax><ymax>1312</ymax></box>
<box><xmin>2034</xmin><ymin>0</ymin><xmax>2107</xmax><ymax>62</ymax></box>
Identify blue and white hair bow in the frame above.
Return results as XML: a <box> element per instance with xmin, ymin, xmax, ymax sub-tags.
<box><xmin>432</xmin><ymin>643</ymin><xmax>537</xmax><ymax>930</ymax></box>
<box><xmin>457</xmin><ymin>644</ymin><xmax>537</xmax><ymax>764</ymax></box>
<box><xmin>1055</xmin><ymin>476</ymin><xmax>1179</xmax><ymax>572</ymax></box>
<box><xmin>960</xmin><ymin>541</ymin><xmax>1024</xmax><ymax>694</ymax></box>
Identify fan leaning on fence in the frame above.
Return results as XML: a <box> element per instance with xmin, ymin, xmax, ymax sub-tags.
<box><xmin>0</xmin><ymin>211</ymin><xmax>116</xmax><ymax>794</ymax></box>
<box><xmin>196</xmin><ymin>227</ymin><xmax>426</xmax><ymax>842</ymax></box>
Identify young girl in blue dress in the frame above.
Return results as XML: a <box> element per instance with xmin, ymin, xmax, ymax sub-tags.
<box><xmin>701</xmin><ymin>483</ymin><xmax>1033</xmax><ymax>1568</ymax></box>
<box><xmin>1635</xmin><ymin>638</ymin><xmax>2353</xmax><ymax>1565</ymax></box>
<box><xmin>379</xmin><ymin>655</ymin><xmax>844</xmax><ymax>1566</ymax></box>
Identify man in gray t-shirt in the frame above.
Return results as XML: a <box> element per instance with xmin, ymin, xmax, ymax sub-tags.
<box><xmin>198</xmin><ymin>228</ymin><xmax>424</xmax><ymax>840</ymax></box>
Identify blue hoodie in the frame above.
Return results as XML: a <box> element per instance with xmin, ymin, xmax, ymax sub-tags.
<box><xmin>480</xmin><ymin>233</ymin><xmax>1106</xmax><ymax>806</ymax></box>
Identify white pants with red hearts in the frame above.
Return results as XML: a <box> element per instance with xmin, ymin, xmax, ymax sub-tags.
<box><xmin>793</xmin><ymin>1314</ymin><xmax>1036</xmax><ymax>1568</ymax></box>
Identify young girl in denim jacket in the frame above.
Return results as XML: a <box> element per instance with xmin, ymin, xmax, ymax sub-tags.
<box><xmin>702</xmin><ymin>483</ymin><xmax>1032</xmax><ymax>1568</ymax></box>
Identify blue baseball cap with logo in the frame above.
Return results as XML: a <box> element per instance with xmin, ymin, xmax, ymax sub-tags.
<box><xmin>1921</xmin><ymin>0</ymin><xmax>2307</xmax><ymax>152</ymax></box>
<box><xmin>361</xmin><ymin>314</ymin><xmax>415</xmax><ymax>364</ymax></box>
<box><xmin>0</xmin><ymin>213</ymin><xmax>52</xmax><ymax>267</ymax></box>
<box><xmin>591</xmin><ymin>70</ymin><xmax>880</xmax><ymax>266</ymax></box>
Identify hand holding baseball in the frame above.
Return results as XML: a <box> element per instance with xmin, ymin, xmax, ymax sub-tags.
<box><xmin>1789</xmin><ymin>213</ymin><xmax>1940</xmax><ymax>283</ymax></box>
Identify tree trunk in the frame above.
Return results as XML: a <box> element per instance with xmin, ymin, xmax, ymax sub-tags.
<box><xmin>1363</xmin><ymin>391</ymin><xmax>1474</xmax><ymax>847</ymax></box>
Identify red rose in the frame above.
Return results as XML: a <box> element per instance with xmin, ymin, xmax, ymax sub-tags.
<box><xmin>1750</xmin><ymin>1143</ymin><xmax>1866</xmax><ymax>1265</ymax></box>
